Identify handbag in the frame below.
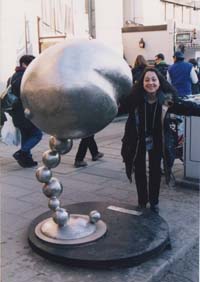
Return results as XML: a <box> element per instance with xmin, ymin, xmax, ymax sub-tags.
<box><xmin>0</xmin><ymin>85</ymin><xmax>19</xmax><ymax>112</ymax></box>
<box><xmin>1</xmin><ymin>113</ymin><xmax>21</xmax><ymax>146</ymax></box>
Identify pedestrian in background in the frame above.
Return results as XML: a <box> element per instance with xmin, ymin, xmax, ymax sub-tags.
<box><xmin>131</xmin><ymin>55</ymin><xmax>148</xmax><ymax>84</ymax></box>
<box><xmin>120</xmin><ymin>67</ymin><xmax>200</xmax><ymax>213</ymax></box>
<box><xmin>167</xmin><ymin>51</ymin><xmax>199</xmax><ymax>148</ymax></box>
<box><xmin>188</xmin><ymin>58</ymin><xmax>200</xmax><ymax>94</ymax></box>
<box><xmin>167</xmin><ymin>51</ymin><xmax>198</xmax><ymax>98</ymax></box>
<box><xmin>10</xmin><ymin>55</ymin><xmax>42</xmax><ymax>168</ymax></box>
<box><xmin>74</xmin><ymin>135</ymin><xmax>103</xmax><ymax>167</ymax></box>
<box><xmin>154</xmin><ymin>53</ymin><xmax>169</xmax><ymax>79</ymax></box>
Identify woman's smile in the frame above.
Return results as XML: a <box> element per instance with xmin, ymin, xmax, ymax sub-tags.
<box><xmin>143</xmin><ymin>71</ymin><xmax>160</xmax><ymax>94</ymax></box>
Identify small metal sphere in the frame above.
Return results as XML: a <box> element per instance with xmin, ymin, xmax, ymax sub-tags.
<box><xmin>53</xmin><ymin>208</ymin><xmax>69</xmax><ymax>226</ymax></box>
<box><xmin>42</xmin><ymin>150</ymin><xmax>61</xmax><ymax>168</ymax></box>
<box><xmin>89</xmin><ymin>210</ymin><xmax>101</xmax><ymax>224</ymax></box>
<box><xmin>36</xmin><ymin>166</ymin><xmax>52</xmax><ymax>183</ymax></box>
<box><xmin>48</xmin><ymin>196</ymin><xmax>60</xmax><ymax>211</ymax></box>
<box><xmin>43</xmin><ymin>177</ymin><xmax>63</xmax><ymax>198</ymax></box>
<box><xmin>49</xmin><ymin>136</ymin><xmax>73</xmax><ymax>155</ymax></box>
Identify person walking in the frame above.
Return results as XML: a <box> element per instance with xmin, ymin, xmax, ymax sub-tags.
<box><xmin>154</xmin><ymin>53</ymin><xmax>169</xmax><ymax>79</ymax></box>
<box><xmin>167</xmin><ymin>51</ymin><xmax>198</xmax><ymax>98</ymax></box>
<box><xmin>74</xmin><ymin>135</ymin><xmax>103</xmax><ymax>167</ymax></box>
<box><xmin>188</xmin><ymin>58</ymin><xmax>200</xmax><ymax>94</ymax></box>
<box><xmin>120</xmin><ymin>67</ymin><xmax>200</xmax><ymax>213</ymax></box>
<box><xmin>10</xmin><ymin>55</ymin><xmax>42</xmax><ymax>168</ymax></box>
<box><xmin>131</xmin><ymin>55</ymin><xmax>148</xmax><ymax>84</ymax></box>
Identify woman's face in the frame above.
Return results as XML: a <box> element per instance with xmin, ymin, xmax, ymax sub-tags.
<box><xmin>143</xmin><ymin>71</ymin><xmax>160</xmax><ymax>95</ymax></box>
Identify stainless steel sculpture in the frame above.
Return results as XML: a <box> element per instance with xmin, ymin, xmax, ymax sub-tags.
<box><xmin>21</xmin><ymin>39</ymin><xmax>132</xmax><ymax>139</ymax></box>
<box><xmin>21</xmin><ymin>39</ymin><xmax>132</xmax><ymax>245</ymax></box>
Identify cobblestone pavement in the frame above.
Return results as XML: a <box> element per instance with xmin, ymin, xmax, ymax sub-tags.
<box><xmin>0</xmin><ymin>119</ymin><xmax>199</xmax><ymax>282</ymax></box>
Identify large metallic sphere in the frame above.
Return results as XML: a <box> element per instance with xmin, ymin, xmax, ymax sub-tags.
<box><xmin>43</xmin><ymin>177</ymin><xmax>63</xmax><ymax>198</ymax></box>
<box><xmin>21</xmin><ymin>39</ymin><xmax>132</xmax><ymax>139</ymax></box>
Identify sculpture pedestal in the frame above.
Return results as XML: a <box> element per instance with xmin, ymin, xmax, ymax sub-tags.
<box><xmin>28</xmin><ymin>202</ymin><xmax>170</xmax><ymax>268</ymax></box>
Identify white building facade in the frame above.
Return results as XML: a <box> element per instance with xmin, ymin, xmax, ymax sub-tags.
<box><xmin>123</xmin><ymin>0</ymin><xmax>200</xmax><ymax>65</ymax></box>
<box><xmin>0</xmin><ymin>0</ymin><xmax>200</xmax><ymax>90</ymax></box>
<box><xmin>0</xmin><ymin>0</ymin><xmax>123</xmax><ymax>91</ymax></box>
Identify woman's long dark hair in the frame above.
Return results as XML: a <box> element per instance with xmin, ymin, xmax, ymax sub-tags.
<box><xmin>132</xmin><ymin>67</ymin><xmax>178</xmax><ymax>105</ymax></box>
<box><xmin>119</xmin><ymin>67</ymin><xmax>178</xmax><ymax>114</ymax></box>
<box><xmin>133</xmin><ymin>55</ymin><xmax>148</xmax><ymax>68</ymax></box>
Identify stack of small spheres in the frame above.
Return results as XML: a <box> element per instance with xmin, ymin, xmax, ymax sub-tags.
<box><xmin>36</xmin><ymin>137</ymin><xmax>73</xmax><ymax>226</ymax></box>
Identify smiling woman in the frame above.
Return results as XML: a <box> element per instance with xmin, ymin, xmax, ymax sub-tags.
<box><xmin>121</xmin><ymin>67</ymin><xmax>200</xmax><ymax>214</ymax></box>
<box><xmin>143</xmin><ymin>71</ymin><xmax>160</xmax><ymax>100</ymax></box>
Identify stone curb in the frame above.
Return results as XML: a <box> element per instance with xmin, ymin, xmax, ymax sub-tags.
<box><xmin>146</xmin><ymin>236</ymin><xmax>199</xmax><ymax>282</ymax></box>
<box><xmin>175</xmin><ymin>177</ymin><xmax>200</xmax><ymax>191</ymax></box>
<box><xmin>113</xmin><ymin>114</ymin><xmax>128</xmax><ymax>122</ymax></box>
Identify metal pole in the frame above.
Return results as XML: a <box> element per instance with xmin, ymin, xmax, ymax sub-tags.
<box><xmin>173</xmin><ymin>20</ymin><xmax>176</xmax><ymax>53</ymax></box>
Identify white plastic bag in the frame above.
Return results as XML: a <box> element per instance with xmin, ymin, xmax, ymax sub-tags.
<box><xmin>1</xmin><ymin>113</ymin><xmax>21</xmax><ymax>146</ymax></box>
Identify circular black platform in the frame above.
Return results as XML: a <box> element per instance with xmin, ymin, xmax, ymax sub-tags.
<box><xmin>28</xmin><ymin>202</ymin><xmax>170</xmax><ymax>268</ymax></box>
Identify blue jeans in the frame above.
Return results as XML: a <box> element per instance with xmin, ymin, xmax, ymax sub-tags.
<box><xmin>18</xmin><ymin>123</ymin><xmax>42</xmax><ymax>155</ymax></box>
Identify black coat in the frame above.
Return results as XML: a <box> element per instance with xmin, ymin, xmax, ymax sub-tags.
<box><xmin>131</xmin><ymin>65</ymin><xmax>146</xmax><ymax>84</ymax></box>
<box><xmin>121</xmin><ymin>91</ymin><xmax>200</xmax><ymax>183</ymax></box>
<box><xmin>155</xmin><ymin>62</ymin><xmax>169</xmax><ymax>79</ymax></box>
<box><xmin>9</xmin><ymin>67</ymin><xmax>33</xmax><ymax>129</ymax></box>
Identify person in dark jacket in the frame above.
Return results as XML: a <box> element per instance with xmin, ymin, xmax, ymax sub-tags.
<box><xmin>168</xmin><ymin>51</ymin><xmax>198</xmax><ymax>97</ymax></box>
<box><xmin>10</xmin><ymin>55</ymin><xmax>42</xmax><ymax>168</ymax></box>
<box><xmin>74</xmin><ymin>135</ymin><xmax>104</xmax><ymax>167</ymax></box>
<box><xmin>154</xmin><ymin>53</ymin><xmax>169</xmax><ymax>79</ymax></box>
<box><xmin>188</xmin><ymin>58</ymin><xmax>200</xmax><ymax>94</ymax></box>
<box><xmin>121</xmin><ymin>67</ymin><xmax>200</xmax><ymax>213</ymax></box>
<box><xmin>131</xmin><ymin>55</ymin><xmax>148</xmax><ymax>84</ymax></box>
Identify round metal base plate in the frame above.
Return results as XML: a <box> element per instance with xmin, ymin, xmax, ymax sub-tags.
<box><xmin>28</xmin><ymin>202</ymin><xmax>170</xmax><ymax>268</ymax></box>
<box><xmin>35</xmin><ymin>214</ymin><xmax>107</xmax><ymax>245</ymax></box>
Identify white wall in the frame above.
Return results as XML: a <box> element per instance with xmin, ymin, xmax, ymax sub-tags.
<box><xmin>122</xmin><ymin>28</ymin><xmax>174</xmax><ymax>66</ymax></box>
<box><xmin>0</xmin><ymin>0</ymin><xmax>41</xmax><ymax>91</ymax></box>
<box><xmin>142</xmin><ymin>0</ymin><xmax>165</xmax><ymax>25</ymax></box>
<box><xmin>72</xmin><ymin>0</ymin><xmax>89</xmax><ymax>38</ymax></box>
<box><xmin>123</xmin><ymin>0</ymin><xmax>200</xmax><ymax>27</ymax></box>
<box><xmin>0</xmin><ymin>0</ymin><xmax>90</xmax><ymax>92</ymax></box>
<box><xmin>122</xmin><ymin>0</ymin><xmax>200</xmax><ymax>67</ymax></box>
<box><xmin>94</xmin><ymin>0</ymin><xmax>124</xmax><ymax>55</ymax></box>
<box><xmin>123</xmin><ymin>0</ymin><xmax>144</xmax><ymax>25</ymax></box>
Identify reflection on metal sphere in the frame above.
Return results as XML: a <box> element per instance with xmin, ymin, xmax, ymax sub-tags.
<box><xmin>48</xmin><ymin>196</ymin><xmax>60</xmax><ymax>210</ymax></box>
<box><xmin>24</xmin><ymin>108</ymin><xmax>33</xmax><ymax>119</ymax></box>
<box><xmin>43</xmin><ymin>177</ymin><xmax>63</xmax><ymax>198</ymax></box>
<box><xmin>42</xmin><ymin>150</ymin><xmax>61</xmax><ymax>168</ymax></box>
<box><xmin>53</xmin><ymin>208</ymin><xmax>69</xmax><ymax>226</ymax></box>
<box><xmin>89</xmin><ymin>210</ymin><xmax>101</xmax><ymax>223</ymax></box>
<box><xmin>36</xmin><ymin>166</ymin><xmax>52</xmax><ymax>183</ymax></box>
<box><xmin>21</xmin><ymin>39</ymin><xmax>132</xmax><ymax>139</ymax></box>
<box><xmin>49</xmin><ymin>136</ymin><xmax>73</xmax><ymax>155</ymax></box>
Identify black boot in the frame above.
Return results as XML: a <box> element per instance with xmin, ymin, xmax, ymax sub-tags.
<box><xmin>150</xmin><ymin>204</ymin><xmax>159</xmax><ymax>214</ymax></box>
<box><xmin>92</xmin><ymin>152</ymin><xmax>104</xmax><ymax>161</ymax></box>
<box><xmin>13</xmin><ymin>150</ymin><xmax>22</xmax><ymax>161</ymax></box>
<box><xmin>16</xmin><ymin>151</ymin><xmax>38</xmax><ymax>168</ymax></box>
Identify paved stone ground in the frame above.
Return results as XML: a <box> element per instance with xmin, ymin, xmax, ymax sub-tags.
<box><xmin>0</xmin><ymin>119</ymin><xmax>199</xmax><ymax>282</ymax></box>
<box><xmin>161</xmin><ymin>243</ymin><xmax>199</xmax><ymax>282</ymax></box>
